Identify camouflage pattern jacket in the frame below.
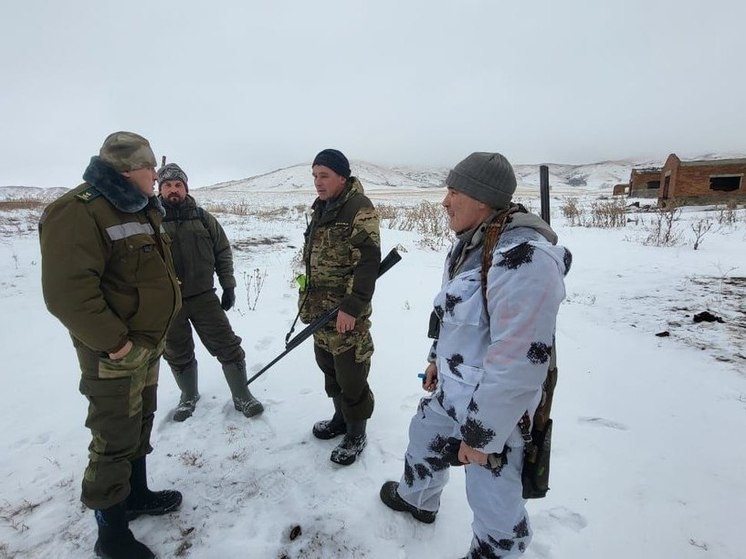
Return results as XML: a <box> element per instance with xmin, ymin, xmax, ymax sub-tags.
<box><xmin>428</xmin><ymin>213</ymin><xmax>571</xmax><ymax>455</ymax></box>
<box><xmin>40</xmin><ymin>157</ymin><xmax>181</xmax><ymax>354</ymax></box>
<box><xmin>159</xmin><ymin>195</ymin><xmax>236</xmax><ymax>299</ymax></box>
<box><xmin>300</xmin><ymin>177</ymin><xmax>381</xmax><ymax>325</ymax></box>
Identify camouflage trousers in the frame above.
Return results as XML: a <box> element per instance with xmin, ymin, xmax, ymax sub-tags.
<box><xmin>397</xmin><ymin>394</ymin><xmax>531</xmax><ymax>557</ymax></box>
<box><xmin>164</xmin><ymin>290</ymin><xmax>244</xmax><ymax>371</ymax></box>
<box><xmin>313</xmin><ymin>324</ymin><xmax>374</xmax><ymax>421</ymax></box>
<box><xmin>73</xmin><ymin>337</ymin><xmax>164</xmax><ymax>510</ymax></box>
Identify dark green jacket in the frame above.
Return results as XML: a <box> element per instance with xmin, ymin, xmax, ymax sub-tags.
<box><xmin>300</xmin><ymin>177</ymin><xmax>381</xmax><ymax>323</ymax></box>
<box><xmin>39</xmin><ymin>157</ymin><xmax>181</xmax><ymax>354</ymax></box>
<box><xmin>159</xmin><ymin>195</ymin><xmax>235</xmax><ymax>299</ymax></box>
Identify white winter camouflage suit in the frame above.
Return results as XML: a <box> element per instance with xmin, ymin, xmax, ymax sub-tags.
<box><xmin>397</xmin><ymin>212</ymin><xmax>571</xmax><ymax>558</ymax></box>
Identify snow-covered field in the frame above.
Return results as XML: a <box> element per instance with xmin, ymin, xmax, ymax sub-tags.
<box><xmin>1</xmin><ymin>185</ymin><xmax>745</xmax><ymax>559</ymax></box>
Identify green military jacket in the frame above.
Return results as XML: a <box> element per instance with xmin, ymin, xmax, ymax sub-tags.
<box><xmin>300</xmin><ymin>177</ymin><xmax>381</xmax><ymax>324</ymax></box>
<box><xmin>39</xmin><ymin>157</ymin><xmax>181</xmax><ymax>354</ymax></box>
<box><xmin>159</xmin><ymin>195</ymin><xmax>236</xmax><ymax>299</ymax></box>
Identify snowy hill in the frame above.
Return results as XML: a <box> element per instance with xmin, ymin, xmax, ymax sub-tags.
<box><xmin>200</xmin><ymin>158</ymin><xmax>661</xmax><ymax>194</ymax></box>
<box><xmin>205</xmin><ymin>161</ymin><xmax>450</xmax><ymax>193</ymax></box>
<box><xmin>4</xmin><ymin>153</ymin><xmax>746</xmax><ymax>199</ymax></box>
<box><xmin>0</xmin><ymin>186</ymin><xmax>68</xmax><ymax>201</ymax></box>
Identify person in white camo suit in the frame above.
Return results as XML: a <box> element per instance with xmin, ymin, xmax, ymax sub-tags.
<box><xmin>380</xmin><ymin>152</ymin><xmax>571</xmax><ymax>559</ymax></box>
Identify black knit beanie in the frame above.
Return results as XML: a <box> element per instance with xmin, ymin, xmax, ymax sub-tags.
<box><xmin>312</xmin><ymin>149</ymin><xmax>351</xmax><ymax>178</ymax></box>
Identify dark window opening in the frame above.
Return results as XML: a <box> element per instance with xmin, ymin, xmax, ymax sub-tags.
<box><xmin>709</xmin><ymin>176</ymin><xmax>741</xmax><ymax>192</ymax></box>
<box><xmin>646</xmin><ymin>180</ymin><xmax>660</xmax><ymax>189</ymax></box>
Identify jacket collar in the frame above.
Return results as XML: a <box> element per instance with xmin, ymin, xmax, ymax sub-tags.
<box><xmin>448</xmin><ymin>204</ymin><xmax>557</xmax><ymax>276</ymax></box>
<box><xmin>312</xmin><ymin>177</ymin><xmax>364</xmax><ymax>223</ymax></box>
<box><xmin>82</xmin><ymin>156</ymin><xmax>151</xmax><ymax>214</ymax></box>
<box><xmin>160</xmin><ymin>194</ymin><xmax>197</xmax><ymax>219</ymax></box>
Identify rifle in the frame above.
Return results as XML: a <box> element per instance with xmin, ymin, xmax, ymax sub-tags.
<box><xmin>520</xmin><ymin>164</ymin><xmax>557</xmax><ymax>499</ymax></box>
<box><xmin>246</xmin><ymin>247</ymin><xmax>402</xmax><ymax>385</ymax></box>
<box><xmin>540</xmin><ymin>164</ymin><xmax>551</xmax><ymax>225</ymax></box>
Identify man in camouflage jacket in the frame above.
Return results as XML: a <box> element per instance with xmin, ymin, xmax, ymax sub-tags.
<box><xmin>40</xmin><ymin>132</ymin><xmax>182</xmax><ymax>559</ymax></box>
<box><xmin>158</xmin><ymin>163</ymin><xmax>263</xmax><ymax>422</ymax></box>
<box><xmin>300</xmin><ymin>149</ymin><xmax>381</xmax><ymax>466</ymax></box>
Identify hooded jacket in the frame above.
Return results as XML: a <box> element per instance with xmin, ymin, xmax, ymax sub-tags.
<box><xmin>39</xmin><ymin>157</ymin><xmax>181</xmax><ymax>354</ymax></box>
<box><xmin>429</xmin><ymin>211</ymin><xmax>571</xmax><ymax>455</ymax></box>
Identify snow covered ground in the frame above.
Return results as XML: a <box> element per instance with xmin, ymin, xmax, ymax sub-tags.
<box><xmin>1</xmin><ymin>186</ymin><xmax>745</xmax><ymax>558</ymax></box>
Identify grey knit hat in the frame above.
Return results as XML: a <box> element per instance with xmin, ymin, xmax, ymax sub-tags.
<box><xmin>446</xmin><ymin>152</ymin><xmax>517</xmax><ymax>210</ymax></box>
<box><xmin>158</xmin><ymin>163</ymin><xmax>189</xmax><ymax>191</ymax></box>
<box><xmin>99</xmin><ymin>131</ymin><xmax>157</xmax><ymax>172</ymax></box>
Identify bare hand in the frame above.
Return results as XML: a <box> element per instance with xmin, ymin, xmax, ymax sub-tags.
<box><xmin>109</xmin><ymin>340</ymin><xmax>133</xmax><ymax>360</ymax></box>
<box><xmin>336</xmin><ymin>311</ymin><xmax>356</xmax><ymax>334</ymax></box>
<box><xmin>458</xmin><ymin>441</ymin><xmax>488</xmax><ymax>466</ymax></box>
<box><xmin>422</xmin><ymin>362</ymin><xmax>438</xmax><ymax>392</ymax></box>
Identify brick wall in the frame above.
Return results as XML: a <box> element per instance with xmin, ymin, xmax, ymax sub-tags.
<box><xmin>674</xmin><ymin>164</ymin><xmax>745</xmax><ymax>199</ymax></box>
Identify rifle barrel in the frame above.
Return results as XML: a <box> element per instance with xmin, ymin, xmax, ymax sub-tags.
<box><xmin>539</xmin><ymin>165</ymin><xmax>550</xmax><ymax>225</ymax></box>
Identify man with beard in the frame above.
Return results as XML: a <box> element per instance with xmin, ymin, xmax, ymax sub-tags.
<box><xmin>158</xmin><ymin>163</ymin><xmax>264</xmax><ymax>422</ymax></box>
<box><xmin>40</xmin><ymin>132</ymin><xmax>182</xmax><ymax>559</ymax></box>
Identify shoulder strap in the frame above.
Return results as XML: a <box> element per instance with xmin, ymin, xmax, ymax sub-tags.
<box><xmin>480</xmin><ymin>208</ymin><xmax>514</xmax><ymax>312</ymax></box>
<box><xmin>75</xmin><ymin>186</ymin><xmax>102</xmax><ymax>203</ymax></box>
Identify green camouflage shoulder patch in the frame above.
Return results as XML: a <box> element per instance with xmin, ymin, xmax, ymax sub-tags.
<box><xmin>74</xmin><ymin>186</ymin><xmax>102</xmax><ymax>203</ymax></box>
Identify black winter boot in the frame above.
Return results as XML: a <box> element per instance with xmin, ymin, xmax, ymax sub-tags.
<box><xmin>171</xmin><ymin>360</ymin><xmax>200</xmax><ymax>422</ymax></box>
<box><xmin>379</xmin><ymin>481</ymin><xmax>437</xmax><ymax>524</ymax></box>
<box><xmin>223</xmin><ymin>361</ymin><xmax>264</xmax><ymax>418</ymax></box>
<box><xmin>94</xmin><ymin>502</ymin><xmax>156</xmax><ymax>559</ymax></box>
<box><xmin>312</xmin><ymin>396</ymin><xmax>347</xmax><ymax>440</ymax></box>
<box><xmin>125</xmin><ymin>455</ymin><xmax>182</xmax><ymax>521</ymax></box>
<box><xmin>330</xmin><ymin>420</ymin><xmax>367</xmax><ymax>465</ymax></box>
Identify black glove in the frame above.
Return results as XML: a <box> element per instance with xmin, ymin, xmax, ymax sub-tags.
<box><xmin>221</xmin><ymin>287</ymin><xmax>236</xmax><ymax>311</ymax></box>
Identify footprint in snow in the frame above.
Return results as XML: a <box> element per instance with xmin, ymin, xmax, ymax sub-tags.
<box><xmin>532</xmin><ymin>506</ymin><xmax>588</xmax><ymax>533</ymax></box>
<box><xmin>578</xmin><ymin>416</ymin><xmax>628</xmax><ymax>430</ymax></box>
<box><xmin>253</xmin><ymin>336</ymin><xmax>274</xmax><ymax>351</ymax></box>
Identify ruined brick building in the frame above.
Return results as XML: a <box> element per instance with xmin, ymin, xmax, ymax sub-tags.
<box><xmin>658</xmin><ymin>154</ymin><xmax>746</xmax><ymax>206</ymax></box>
<box><xmin>621</xmin><ymin>154</ymin><xmax>745</xmax><ymax>205</ymax></box>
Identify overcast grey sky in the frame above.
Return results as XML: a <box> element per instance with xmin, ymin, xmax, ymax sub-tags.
<box><xmin>1</xmin><ymin>0</ymin><xmax>744</xmax><ymax>188</ymax></box>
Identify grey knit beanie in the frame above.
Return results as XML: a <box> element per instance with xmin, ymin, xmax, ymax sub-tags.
<box><xmin>446</xmin><ymin>152</ymin><xmax>517</xmax><ymax>210</ymax></box>
<box><xmin>158</xmin><ymin>163</ymin><xmax>189</xmax><ymax>191</ymax></box>
<box><xmin>99</xmin><ymin>131</ymin><xmax>157</xmax><ymax>172</ymax></box>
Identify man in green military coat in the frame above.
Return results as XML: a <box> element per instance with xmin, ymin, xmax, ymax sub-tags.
<box><xmin>40</xmin><ymin>132</ymin><xmax>182</xmax><ymax>559</ymax></box>
<box><xmin>299</xmin><ymin>149</ymin><xmax>381</xmax><ymax>466</ymax></box>
<box><xmin>157</xmin><ymin>163</ymin><xmax>263</xmax><ymax>422</ymax></box>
